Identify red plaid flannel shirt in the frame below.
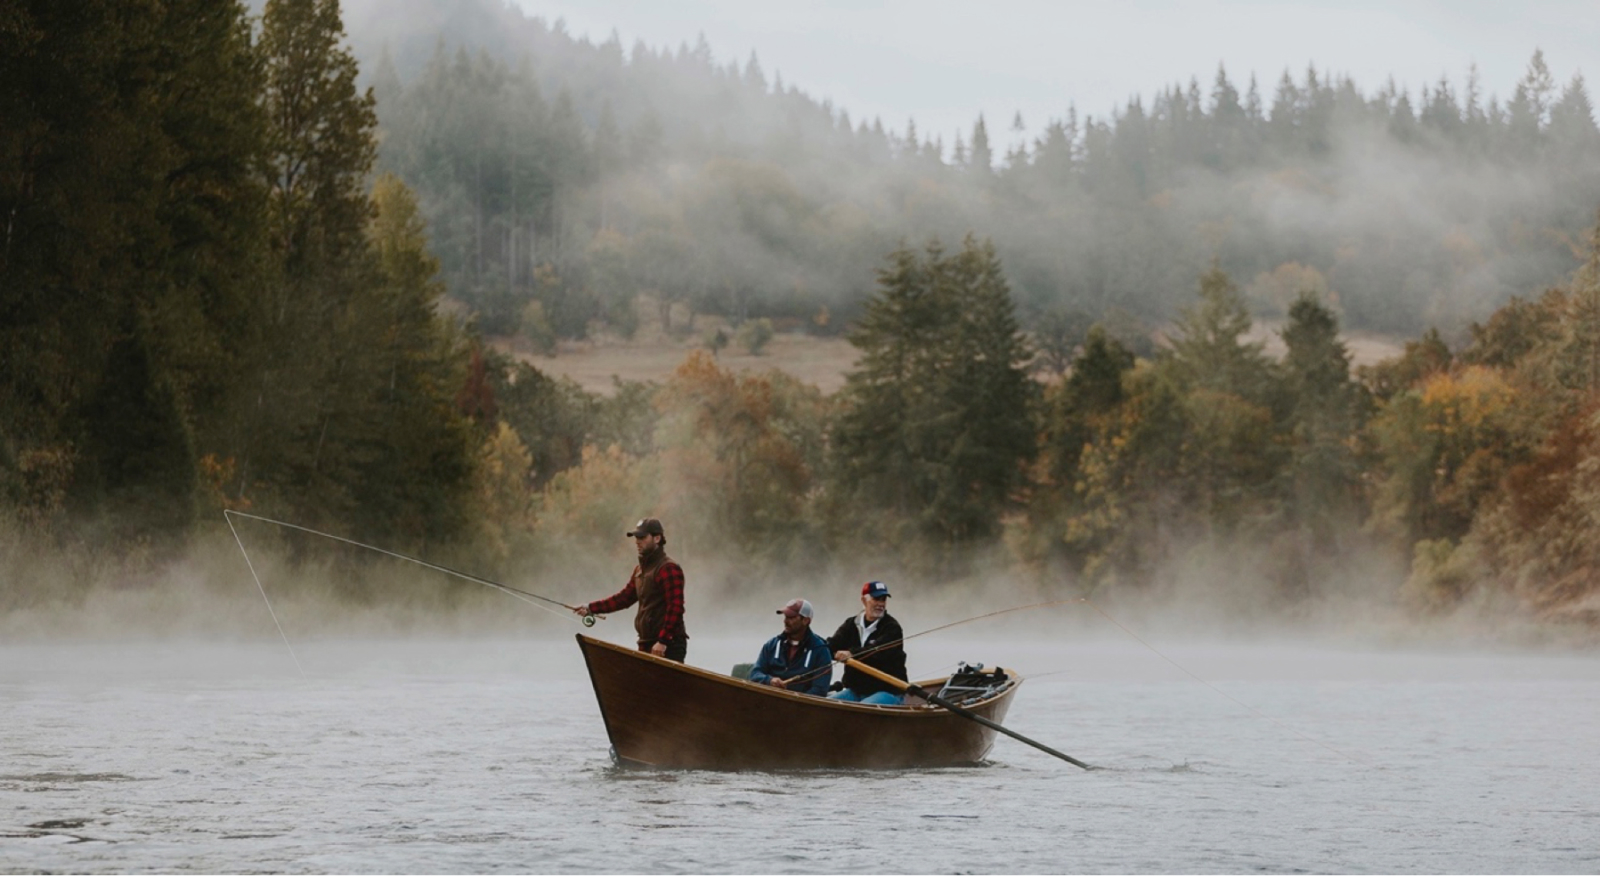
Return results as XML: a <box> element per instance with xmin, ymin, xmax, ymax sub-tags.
<box><xmin>587</xmin><ymin>561</ymin><xmax>686</xmax><ymax>645</ymax></box>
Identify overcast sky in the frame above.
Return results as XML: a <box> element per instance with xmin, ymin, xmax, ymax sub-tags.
<box><xmin>511</xmin><ymin>0</ymin><xmax>1599</xmax><ymax>151</ymax></box>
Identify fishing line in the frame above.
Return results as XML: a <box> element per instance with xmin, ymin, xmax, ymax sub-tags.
<box><xmin>223</xmin><ymin>509</ymin><xmax>597</xmax><ymax>624</ymax></box>
<box><xmin>226</xmin><ymin>510</ymin><xmax>306</xmax><ymax>677</ymax></box>
<box><xmin>897</xmin><ymin>597</ymin><xmax>1086</xmax><ymax>649</ymax></box>
<box><xmin>787</xmin><ymin>596</ymin><xmax>1084</xmax><ymax>688</ymax></box>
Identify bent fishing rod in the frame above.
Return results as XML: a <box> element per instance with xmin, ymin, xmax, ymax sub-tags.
<box><xmin>223</xmin><ymin>509</ymin><xmax>603</xmax><ymax>625</ymax></box>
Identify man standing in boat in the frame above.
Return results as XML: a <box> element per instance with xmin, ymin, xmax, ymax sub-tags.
<box><xmin>827</xmin><ymin>581</ymin><xmax>907</xmax><ymax>705</ymax></box>
<box><xmin>748</xmin><ymin>598</ymin><xmax>833</xmax><ymax>696</ymax></box>
<box><xmin>573</xmin><ymin>517</ymin><xmax>688</xmax><ymax>662</ymax></box>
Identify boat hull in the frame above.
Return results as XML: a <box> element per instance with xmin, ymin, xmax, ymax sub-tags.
<box><xmin>576</xmin><ymin>634</ymin><xmax>1020</xmax><ymax>770</ymax></box>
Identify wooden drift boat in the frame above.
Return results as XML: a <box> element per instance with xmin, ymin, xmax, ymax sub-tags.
<box><xmin>576</xmin><ymin>633</ymin><xmax>1023</xmax><ymax>770</ymax></box>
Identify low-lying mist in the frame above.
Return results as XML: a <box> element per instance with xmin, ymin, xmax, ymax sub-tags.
<box><xmin>343</xmin><ymin>0</ymin><xmax>1600</xmax><ymax>341</ymax></box>
<box><xmin>5</xmin><ymin>516</ymin><xmax>1592</xmax><ymax>657</ymax></box>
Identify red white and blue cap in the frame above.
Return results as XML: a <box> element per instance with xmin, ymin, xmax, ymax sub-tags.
<box><xmin>861</xmin><ymin>581</ymin><xmax>891</xmax><ymax>599</ymax></box>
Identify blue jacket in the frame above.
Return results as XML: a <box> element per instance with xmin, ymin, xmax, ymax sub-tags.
<box><xmin>749</xmin><ymin>629</ymin><xmax>833</xmax><ymax>696</ymax></box>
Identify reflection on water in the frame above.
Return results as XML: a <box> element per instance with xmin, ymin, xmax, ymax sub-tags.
<box><xmin>2</xmin><ymin>635</ymin><xmax>1598</xmax><ymax>873</ymax></box>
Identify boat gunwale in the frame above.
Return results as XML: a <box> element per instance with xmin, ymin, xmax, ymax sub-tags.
<box><xmin>576</xmin><ymin>633</ymin><xmax>1023</xmax><ymax>717</ymax></box>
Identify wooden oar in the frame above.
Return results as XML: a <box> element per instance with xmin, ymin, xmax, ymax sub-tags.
<box><xmin>844</xmin><ymin>658</ymin><xmax>1094</xmax><ymax>771</ymax></box>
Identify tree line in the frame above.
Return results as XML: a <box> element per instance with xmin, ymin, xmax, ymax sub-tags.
<box><xmin>3</xmin><ymin>0</ymin><xmax>474</xmax><ymax>576</ymax></box>
<box><xmin>461</xmin><ymin>224</ymin><xmax>1600</xmax><ymax>621</ymax></box>
<box><xmin>354</xmin><ymin>0</ymin><xmax>1600</xmax><ymax>348</ymax></box>
<box><xmin>5</xmin><ymin>0</ymin><xmax>1600</xmax><ymax>622</ymax></box>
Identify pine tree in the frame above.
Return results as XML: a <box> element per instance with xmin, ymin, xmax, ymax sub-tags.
<box><xmin>1269</xmin><ymin>70</ymin><xmax>1301</xmax><ymax>153</ymax></box>
<box><xmin>968</xmin><ymin>114</ymin><xmax>993</xmax><ymax>173</ymax></box>
<box><xmin>1280</xmin><ymin>292</ymin><xmax>1366</xmax><ymax>557</ymax></box>
<box><xmin>1</xmin><ymin>0</ymin><xmax>268</xmax><ymax>542</ymax></box>
<box><xmin>1208</xmin><ymin>64</ymin><xmax>1245</xmax><ymax>167</ymax></box>
<box><xmin>351</xmin><ymin>174</ymin><xmax>475</xmax><ymax>543</ymax></box>
<box><xmin>1044</xmin><ymin>324</ymin><xmax>1134</xmax><ymax>483</ymax></box>
<box><xmin>1547</xmin><ymin>75</ymin><xmax>1599</xmax><ymax>156</ymax></box>
<box><xmin>235</xmin><ymin>0</ymin><xmax>396</xmax><ymax>536</ymax></box>
<box><xmin>1389</xmin><ymin>90</ymin><xmax>1418</xmax><ymax>144</ymax></box>
<box><xmin>260</xmin><ymin>0</ymin><xmax>377</xmax><ymax>275</ymax></box>
<box><xmin>1507</xmin><ymin>50</ymin><xmax>1556</xmax><ymax>153</ymax></box>
<box><xmin>936</xmin><ymin>237</ymin><xmax>1037</xmax><ymax>541</ymax></box>
<box><xmin>1168</xmin><ymin>261</ymin><xmax>1271</xmax><ymax>400</ymax></box>
<box><xmin>829</xmin><ymin>238</ymin><xmax>1034</xmax><ymax>561</ymax></box>
<box><xmin>70</xmin><ymin>313</ymin><xmax>200</xmax><ymax>547</ymax></box>
<box><xmin>1161</xmin><ymin>262</ymin><xmax>1282</xmax><ymax>533</ymax></box>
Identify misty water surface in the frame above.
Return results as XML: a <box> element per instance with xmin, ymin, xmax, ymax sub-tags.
<box><xmin>3</xmin><ymin>630</ymin><xmax>1597</xmax><ymax>874</ymax></box>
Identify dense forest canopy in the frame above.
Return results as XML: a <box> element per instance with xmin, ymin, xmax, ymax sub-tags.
<box><xmin>343</xmin><ymin>0</ymin><xmax>1600</xmax><ymax>341</ymax></box>
<box><xmin>6</xmin><ymin>0</ymin><xmax>1600</xmax><ymax>629</ymax></box>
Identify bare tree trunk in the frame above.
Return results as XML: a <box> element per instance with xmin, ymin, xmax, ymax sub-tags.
<box><xmin>475</xmin><ymin>149</ymin><xmax>483</xmax><ymax>284</ymax></box>
<box><xmin>509</xmin><ymin>147</ymin><xmax>516</xmax><ymax>299</ymax></box>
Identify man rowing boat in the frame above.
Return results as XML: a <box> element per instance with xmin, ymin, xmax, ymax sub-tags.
<box><xmin>827</xmin><ymin>580</ymin><xmax>907</xmax><ymax>705</ymax></box>
<box><xmin>574</xmin><ymin>517</ymin><xmax>688</xmax><ymax>662</ymax></box>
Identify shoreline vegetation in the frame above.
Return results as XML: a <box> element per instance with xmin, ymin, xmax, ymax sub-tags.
<box><xmin>6</xmin><ymin>0</ymin><xmax>1600</xmax><ymax>634</ymax></box>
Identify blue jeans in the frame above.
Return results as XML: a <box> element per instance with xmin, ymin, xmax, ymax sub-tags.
<box><xmin>829</xmin><ymin>689</ymin><xmax>904</xmax><ymax>706</ymax></box>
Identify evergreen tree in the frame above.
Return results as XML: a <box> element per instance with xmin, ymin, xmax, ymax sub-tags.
<box><xmin>233</xmin><ymin>0</ymin><xmax>476</xmax><ymax>547</ymax></box>
<box><xmin>1269</xmin><ymin>71</ymin><xmax>1301</xmax><ymax>153</ymax></box>
<box><xmin>968</xmin><ymin>114</ymin><xmax>993</xmax><ymax>173</ymax></box>
<box><xmin>1</xmin><ymin>0</ymin><xmax>267</xmax><ymax>543</ymax></box>
<box><xmin>1208</xmin><ymin>64</ymin><xmax>1246</xmax><ymax>167</ymax></box>
<box><xmin>1044</xmin><ymin>324</ymin><xmax>1134</xmax><ymax>483</ymax></box>
<box><xmin>1279</xmin><ymin>293</ymin><xmax>1367</xmax><ymax>565</ymax></box>
<box><xmin>355</xmin><ymin>174</ymin><xmax>476</xmax><ymax>543</ymax></box>
<box><xmin>69</xmin><ymin>314</ymin><xmax>199</xmax><ymax>548</ymax></box>
<box><xmin>1160</xmin><ymin>263</ymin><xmax>1282</xmax><ymax>533</ymax></box>
<box><xmin>1547</xmin><ymin>75</ymin><xmax>1599</xmax><ymax>156</ymax></box>
<box><xmin>1420</xmin><ymin>76</ymin><xmax>1463</xmax><ymax>140</ymax></box>
<box><xmin>1507</xmin><ymin>50</ymin><xmax>1556</xmax><ymax>153</ymax></box>
<box><xmin>232</xmin><ymin>0</ymin><xmax>381</xmax><ymax>524</ymax></box>
<box><xmin>1167</xmin><ymin>261</ymin><xmax>1271</xmax><ymax>400</ymax></box>
<box><xmin>260</xmin><ymin>0</ymin><xmax>377</xmax><ymax>276</ymax></box>
<box><xmin>937</xmin><ymin>237</ymin><xmax>1037</xmax><ymax>540</ymax></box>
<box><xmin>1389</xmin><ymin>91</ymin><xmax>1418</xmax><ymax>144</ymax></box>
<box><xmin>829</xmin><ymin>238</ymin><xmax>1034</xmax><ymax>562</ymax></box>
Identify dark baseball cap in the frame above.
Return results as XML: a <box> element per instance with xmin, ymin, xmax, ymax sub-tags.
<box><xmin>626</xmin><ymin>518</ymin><xmax>664</xmax><ymax>538</ymax></box>
<box><xmin>862</xmin><ymin>581</ymin><xmax>891</xmax><ymax>599</ymax></box>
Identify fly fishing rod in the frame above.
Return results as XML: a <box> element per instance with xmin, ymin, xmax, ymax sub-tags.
<box><xmin>223</xmin><ymin>509</ymin><xmax>602</xmax><ymax>626</ymax></box>
<box><xmin>785</xmin><ymin>596</ymin><xmax>1087</xmax><ymax>689</ymax></box>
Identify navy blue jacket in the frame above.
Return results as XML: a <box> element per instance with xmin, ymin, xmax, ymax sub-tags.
<box><xmin>749</xmin><ymin>629</ymin><xmax>833</xmax><ymax>696</ymax></box>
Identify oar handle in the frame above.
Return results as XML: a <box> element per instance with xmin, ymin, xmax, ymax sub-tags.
<box><xmin>844</xmin><ymin>659</ymin><xmax>1094</xmax><ymax>771</ymax></box>
<box><xmin>843</xmin><ymin>658</ymin><xmax>914</xmax><ymax>693</ymax></box>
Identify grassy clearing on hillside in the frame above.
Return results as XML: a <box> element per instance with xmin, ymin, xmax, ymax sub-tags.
<box><xmin>490</xmin><ymin>315</ymin><xmax>1405</xmax><ymax>397</ymax></box>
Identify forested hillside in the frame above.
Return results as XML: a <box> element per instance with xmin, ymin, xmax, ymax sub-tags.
<box><xmin>7</xmin><ymin>0</ymin><xmax>1600</xmax><ymax>627</ymax></box>
<box><xmin>345</xmin><ymin>0</ymin><xmax>1600</xmax><ymax>343</ymax></box>
<box><xmin>3</xmin><ymin>0</ymin><xmax>476</xmax><ymax>573</ymax></box>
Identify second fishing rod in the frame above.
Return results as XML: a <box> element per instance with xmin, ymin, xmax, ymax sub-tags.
<box><xmin>225</xmin><ymin>510</ymin><xmax>605</xmax><ymax>625</ymax></box>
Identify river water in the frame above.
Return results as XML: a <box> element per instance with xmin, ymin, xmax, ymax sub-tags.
<box><xmin>3</xmin><ymin>628</ymin><xmax>1598</xmax><ymax>874</ymax></box>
